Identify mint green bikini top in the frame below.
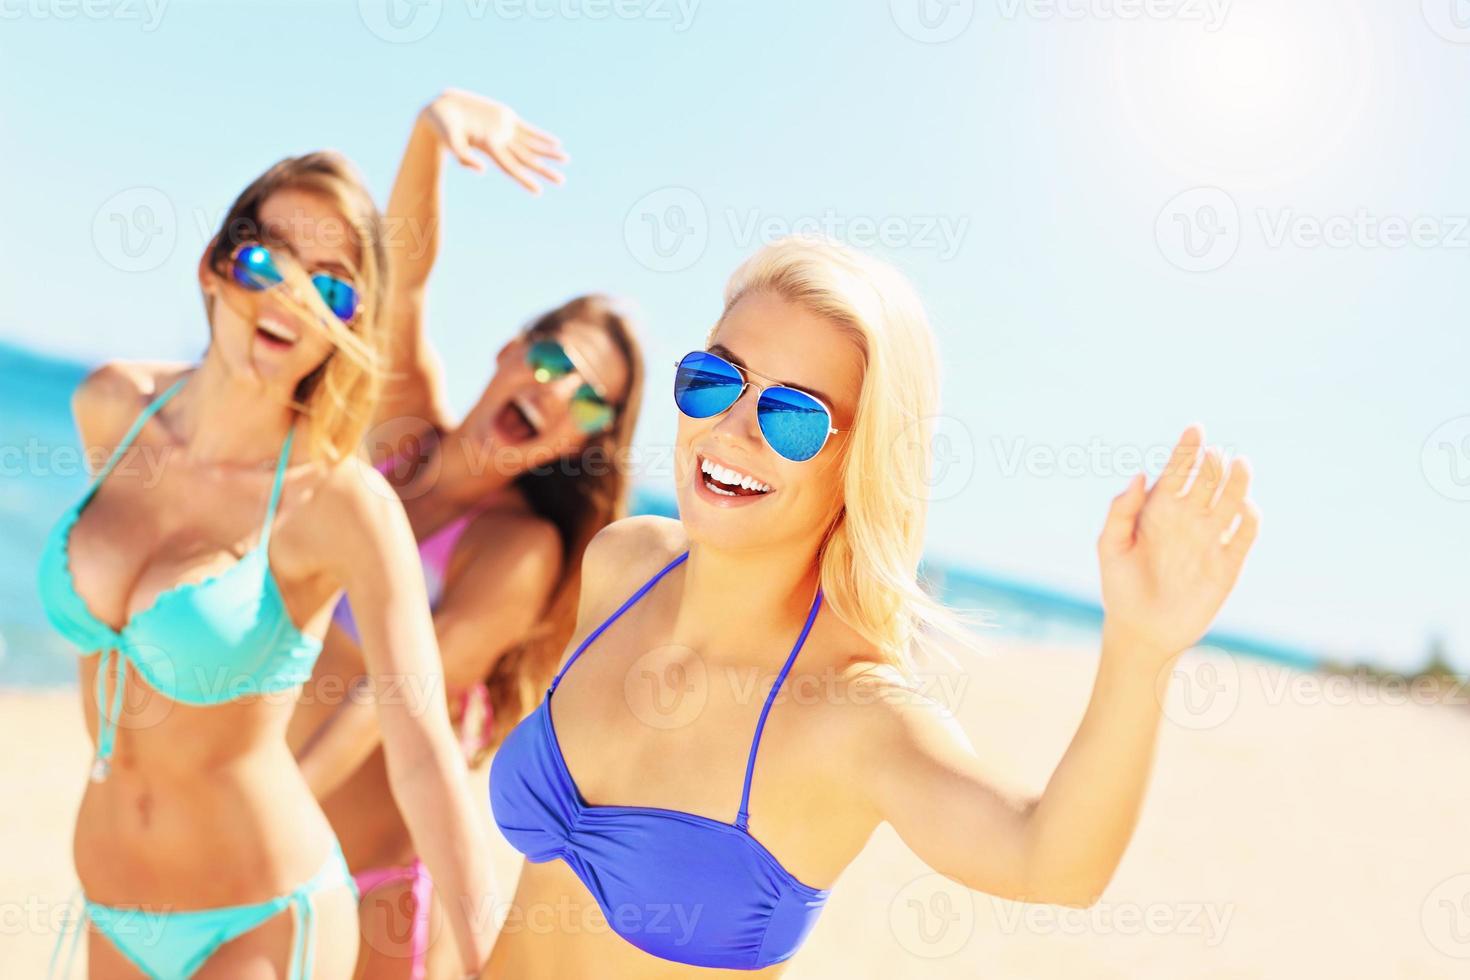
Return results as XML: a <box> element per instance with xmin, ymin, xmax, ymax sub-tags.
<box><xmin>35</xmin><ymin>374</ymin><xmax>323</xmax><ymax>781</ymax></box>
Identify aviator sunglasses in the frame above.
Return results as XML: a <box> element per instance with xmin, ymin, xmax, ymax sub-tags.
<box><xmin>673</xmin><ymin>350</ymin><xmax>841</xmax><ymax>462</ymax></box>
<box><xmin>228</xmin><ymin>242</ymin><xmax>362</xmax><ymax>324</ymax></box>
<box><xmin>524</xmin><ymin>335</ymin><xmax>617</xmax><ymax>435</ymax></box>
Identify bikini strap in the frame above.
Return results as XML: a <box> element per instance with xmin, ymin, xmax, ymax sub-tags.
<box><xmin>91</xmin><ymin>647</ymin><xmax>127</xmax><ymax>782</ymax></box>
<box><xmin>548</xmin><ymin>550</ymin><xmax>690</xmax><ymax>695</ymax></box>
<box><xmin>80</xmin><ymin>374</ymin><xmax>189</xmax><ymax>504</ymax></box>
<box><xmin>259</xmin><ymin>424</ymin><xmax>296</xmax><ymax>550</ymax></box>
<box><xmin>735</xmin><ymin>586</ymin><xmax>823</xmax><ymax>832</ymax></box>
<box><xmin>286</xmin><ymin>888</ymin><xmax>316</xmax><ymax>980</ymax></box>
<box><xmin>45</xmin><ymin>886</ymin><xmax>85</xmax><ymax>980</ymax></box>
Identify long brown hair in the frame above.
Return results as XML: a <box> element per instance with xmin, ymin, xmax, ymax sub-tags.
<box><xmin>205</xmin><ymin>151</ymin><xmax>388</xmax><ymax>462</ymax></box>
<box><xmin>474</xmin><ymin>294</ymin><xmax>645</xmax><ymax>763</ymax></box>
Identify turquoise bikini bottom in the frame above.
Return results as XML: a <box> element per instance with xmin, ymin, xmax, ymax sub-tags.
<box><xmin>51</xmin><ymin>841</ymin><xmax>357</xmax><ymax>979</ymax></box>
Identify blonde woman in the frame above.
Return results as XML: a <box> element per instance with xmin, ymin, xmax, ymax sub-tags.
<box><xmin>37</xmin><ymin>153</ymin><xmax>494</xmax><ymax>978</ymax></box>
<box><xmin>486</xmin><ymin>236</ymin><xmax>1260</xmax><ymax>977</ymax></box>
<box><xmin>287</xmin><ymin>89</ymin><xmax>645</xmax><ymax>980</ymax></box>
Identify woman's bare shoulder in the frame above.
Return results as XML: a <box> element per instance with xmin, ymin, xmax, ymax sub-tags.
<box><xmin>578</xmin><ymin>514</ymin><xmax>688</xmax><ymax>610</ymax></box>
<box><xmin>71</xmin><ymin>360</ymin><xmax>191</xmax><ymax>453</ymax></box>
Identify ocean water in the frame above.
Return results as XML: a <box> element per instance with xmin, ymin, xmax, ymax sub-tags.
<box><xmin>0</xmin><ymin>342</ymin><xmax>1315</xmax><ymax>688</ymax></box>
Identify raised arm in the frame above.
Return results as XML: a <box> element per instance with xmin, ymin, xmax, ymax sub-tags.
<box><xmin>868</xmin><ymin>425</ymin><xmax>1259</xmax><ymax>905</ymax></box>
<box><xmin>312</xmin><ymin>463</ymin><xmax>503</xmax><ymax>975</ymax></box>
<box><xmin>374</xmin><ymin>89</ymin><xmax>568</xmax><ymax>447</ymax></box>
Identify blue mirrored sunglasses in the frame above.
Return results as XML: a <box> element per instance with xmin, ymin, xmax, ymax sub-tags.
<box><xmin>229</xmin><ymin>242</ymin><xmax>361</xmax><ymax>324</ymax></box>
<box><xmin>672</xmin><ymin>350</ymin><xmax>840</xmax><ymax>462</ymax></box>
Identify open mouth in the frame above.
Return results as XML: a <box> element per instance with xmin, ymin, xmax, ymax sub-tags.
<box><xmin>699</xmin><ymin>454</ymin><xmax>774</xmax><ymax>498</ymax></box>
<box><xmin>255</xmin><ymin>317</ymin><xmax>300</xmax><ymax>350</ymax></box>
<box><xmin>491</xmin><ymin>396</ymin><xmax>543</xmax><ymax>445</ymax></box>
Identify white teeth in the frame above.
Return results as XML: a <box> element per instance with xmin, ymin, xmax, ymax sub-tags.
<box><xmin>700</xmin><ymin>456</ymin><xmax>771</xmax><ymax>494</ymax></box>
<box><xmin>513</xmin><ymin>396</ymin><xmax>544</xmax><ymax>432</ymax></box>
<box><xmin>257</xmin><ymin>319</ymin><xmax>297</xmax><ymax>343</ymax></box>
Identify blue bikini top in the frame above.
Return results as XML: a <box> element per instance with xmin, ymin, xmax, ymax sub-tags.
<box><xmin>490</xmin><ymin>550</ymin><xmax>832</xmax><ymax>971</ymax></box>
<box><xmin>36</xmin><ymin>374</ymin><xmax>323</xmax><ymax>781</ymax></box>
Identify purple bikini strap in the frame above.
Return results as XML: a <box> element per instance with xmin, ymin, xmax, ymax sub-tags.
<box><xmin>548</xmin><ymin>550</ymin><xmax>690</xmax><ymax>694</ymax></box>
<box><xmin>735</xmin><ymin>587</ymin><xmax>823</xmax><ymax>832</ymax></box>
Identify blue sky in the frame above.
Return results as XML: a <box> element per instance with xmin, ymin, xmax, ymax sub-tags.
<box><xmin>1</xmin><ymin>0</ymin><xmax>1465</xmax><ymax>670</ymax></box>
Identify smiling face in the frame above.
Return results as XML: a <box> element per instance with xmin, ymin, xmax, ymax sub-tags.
<box><xmin>459</xmin><ymin>315</ymin><xmax>634</xmax><ymax>475</ymax></box>
<box><xmin>199</xmin><ymin>187</ymin><xmax>361</xmax><ymax>391</ymax></box>
<box><xmin>674</xmin><ymin>289</ymin><xmax>865</xmax><ymax>555</ymax></box>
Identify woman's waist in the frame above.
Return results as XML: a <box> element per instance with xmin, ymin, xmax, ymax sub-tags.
<box><xmin>74</xmin><ymin>752</ymin><xmax>340</xmax><ymax>907</ymax></box>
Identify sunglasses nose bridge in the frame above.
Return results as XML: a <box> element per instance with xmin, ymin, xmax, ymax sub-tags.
<box><xmin>712</xmin><ymin>380</ymin><xmax>764</xmax><ymax>440</ymax></box>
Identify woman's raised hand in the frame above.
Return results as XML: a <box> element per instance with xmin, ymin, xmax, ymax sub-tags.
<box><xmin>1096</xmin><ymin>425</ymin><xmax>1261</xmax><ymax>663</ymax></box>
<box><xmin>421</xmin><ymin>88</ymin><xmax>568</xmax><ymax>194</ymax></box>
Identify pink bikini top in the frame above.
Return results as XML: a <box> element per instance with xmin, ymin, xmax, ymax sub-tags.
<box><xmin>331</xmin><ymin>452</ymin><xmax>495</xmax><ymax>756</ymax></box>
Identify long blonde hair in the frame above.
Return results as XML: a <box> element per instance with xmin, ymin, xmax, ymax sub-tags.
<box><xmin>718</xmin><ymin>236</ymin><xmax>971</xmax><ymax>672</ymax></box>
<box><xmin>205</xmin><ymin>151</ymin><xmax>388</xmax><ymax>462</ymax></box>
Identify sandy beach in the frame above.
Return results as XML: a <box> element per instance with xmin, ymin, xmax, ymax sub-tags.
<box><xmin>5</xmin><ymin>639</ymin><xmax>1468</xmax><ymax>979</ymax></box>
